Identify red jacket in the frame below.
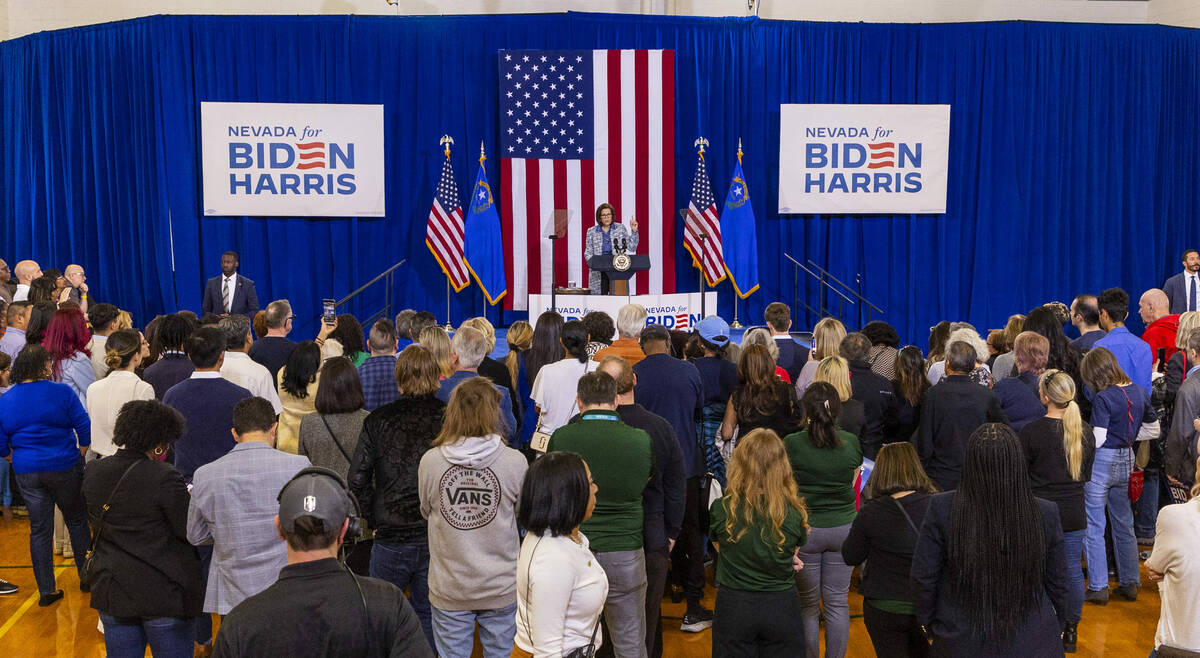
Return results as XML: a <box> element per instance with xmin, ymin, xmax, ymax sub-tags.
<box><xmin>1142</xmin><ymin>314</ymin><xmax>1180</xmax><ymax>368</ymax></box>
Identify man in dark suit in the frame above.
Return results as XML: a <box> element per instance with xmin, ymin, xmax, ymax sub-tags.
<box><xmin>1163</xmin><ymin>248</ymin><xmax>1200</xmax><ymax>314</ymax></box>
<box><xmin>765</xmin><ymin>301</ymin><xmax>807</xmax><ymax>382</ymax></box>
<box><xmin>1166</xmin><ymin>332</ymin><xmax>1200</xmax><ymax>488</ymax></box>
<box><xmin>202</xmin><ymin>251</ymin><xmax>259</xmax><ymax>318</ymax></box>
<box><xmin>913</xmin><ymin>340</ymin><xmax>1009</xmax><ymax>490</ymax></box>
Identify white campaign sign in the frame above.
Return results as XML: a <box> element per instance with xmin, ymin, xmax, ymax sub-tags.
<box><xmin>528</xmin><ymin>293</ymin><xmax>718</xmax><ymax>338</ymax></box>
<box><xmin>778</xmin><ymin>104</ymin><xmax>950</xmax><ymax>215</ymax></box>
<box><xmin>201</xmin><ymin>102</ymin><xmax>385</xmax><ymax>217</ymax></box>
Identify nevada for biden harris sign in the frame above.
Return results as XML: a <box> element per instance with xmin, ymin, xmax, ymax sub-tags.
<box><xmin>777</xmin><ymin>104</ymin><xmax>950</xmax><ymax>215</ymax></box>
<box><xmin>201</xmin><ymin>102</ymin><xmax>385</xmax><ymax>217</ymax></box>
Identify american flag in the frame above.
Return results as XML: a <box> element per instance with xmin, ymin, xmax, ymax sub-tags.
<box><xmin>499</xmin><ymin>49</ymin><xmax>676</xmax><ymax>310</ymax></box>
<box><xmin>684</xmin><ymin>145</ymin><xmax>726</xmax><ymax>286</ymax></box>
<box><xmin>426</xmin><ymin>149</ymin><xmax>469</xmax><ymax>291</ymax></box>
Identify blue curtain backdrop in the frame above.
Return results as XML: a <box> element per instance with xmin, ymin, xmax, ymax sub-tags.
<box><xmin>2</xmin><ymin>13</ymin><xmax>1199</xmax><ymax>342</ymax></box>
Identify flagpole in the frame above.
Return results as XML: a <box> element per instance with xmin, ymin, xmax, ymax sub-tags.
<box><xmin>730</xmin><ymin>138</ymin><xmax>745</xmax><ymax>329</ymax></box>
<box><xmin>444</xmin><ymin>278</ymin><xmax>453</xmax><ymax>331</ymax></box>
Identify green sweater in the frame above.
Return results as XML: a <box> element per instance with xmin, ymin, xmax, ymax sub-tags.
<box><xmin>547</xmin><ymin>410</ymin><xmax>652</xmax><ymax>553</ymax></box>
<box><xmin>709</xmin><ymin>497</ymin><xmax>808</xmax><ymax>591</ymax></box>
<box><xmin>783</xmin><ymin>429</ymin><xmax>862</xmax><ymax>528</ymax></box>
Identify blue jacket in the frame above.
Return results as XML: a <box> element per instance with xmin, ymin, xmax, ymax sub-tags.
<box><xmin>163</xmin><ymin>375</ymin><xmax>254</xmax><ymax>478</ymax></box>
<box><xmin>0</xmin><ymin>380</ymin><xmax>91</xmax><ymax>473</ymax></box>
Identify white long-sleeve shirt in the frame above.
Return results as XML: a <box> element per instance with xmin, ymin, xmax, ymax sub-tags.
<box><xmin>1146</xmin><ymin>498</ymin><xmax>1200</xmax><ymax>652</ymax></box>
<box><xmin>85</xmin><ymin>370</ymin><xmax>154</xmax><ymax>456</ymax></box>
<box><xmin>220</xmin><ymin>351</ymin><xmax>283</xmax><ymax>414</ymax></box>
<box><xmin>514</xmin><ymin>531</ymin><xmax>608</xmax><ymax>658</ymax></box>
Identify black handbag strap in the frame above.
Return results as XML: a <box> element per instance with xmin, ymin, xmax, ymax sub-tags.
<box><xmin>88</xmin><ymin>460</ymin><xmax>142</xmax><ymax>555</ymax></box>
<box><xmin>320</xmin><ymin>414</ymin><xmax>354</xmax><ymax>467</ymax></box>
<box><xmin>892</xmin><ymin>496</ymin><xmax>920</xmax><ymax>536</ymax></box>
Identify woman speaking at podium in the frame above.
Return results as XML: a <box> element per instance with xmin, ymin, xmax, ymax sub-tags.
<box><xmin>584</xmin><ymin>203</ymin><xmax>639</xmax><ymax>295</ymax></box>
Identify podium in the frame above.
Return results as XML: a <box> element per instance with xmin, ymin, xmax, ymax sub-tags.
<box><xmin>587</xmin><ymin>254</ymin><xmax>651</xmax><ymax>296</ymax></box>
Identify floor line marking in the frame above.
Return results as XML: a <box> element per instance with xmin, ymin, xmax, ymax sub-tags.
<box><xmin>0</xmin><ymin>566</ymin><xmax>67</xmax><ymax>641</ymax></box>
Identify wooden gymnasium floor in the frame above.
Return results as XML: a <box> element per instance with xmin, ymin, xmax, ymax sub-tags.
<box><xmin>0</xmin><ymin>514</ymin><xmax>1160</xmax><ymax>657</ymax></box>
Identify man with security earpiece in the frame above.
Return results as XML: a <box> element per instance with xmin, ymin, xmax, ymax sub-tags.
<box><xmin>213</xmin><ymin>466</ymin><xmax>434</xmax><ymax>657</ymax></box>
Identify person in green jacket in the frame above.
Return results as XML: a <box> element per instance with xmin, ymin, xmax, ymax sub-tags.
<box><xmin>784</xmin><ymin>382</ymin><xmax>863</xmax><ymax>658</ymax></box>
<box><xmin>709</xmin><ymin>428</ymin><xmax>808</xmax><ymax>657</ymax></box>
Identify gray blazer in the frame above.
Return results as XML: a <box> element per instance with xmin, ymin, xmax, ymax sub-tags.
<box><xmin>584</xmin><ymin>223</ymin><xmax>639</xmax><ymax>294</ymax></box>
<box><xmin>186</xmin><ymin>442</ymin><xmax>311</xmax><ymax>614</ymax></box>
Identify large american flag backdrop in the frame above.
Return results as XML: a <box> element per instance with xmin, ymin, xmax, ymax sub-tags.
<box><xmin>499</xmin><ymin>49</ymin><xmax>676</xmax><ymax>310</ymax></box>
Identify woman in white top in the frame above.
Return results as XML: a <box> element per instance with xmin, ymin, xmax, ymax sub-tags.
<box><xmin>1145</xmin><ymin>451</ymin><xmax>1200</xmax><ymax>655</ymax></box>
<box><xmin>85</xmin><ymin>329</ymin><xmax>154</xmax><ymax>459</ymax></box>
<box><xmin>514</xmin><ymin>451</ymin><xmax>607</xmax><ymax>658</ymax></box>
<box><xmin>795</xmin><ymin>317</ymin><xmax>846</xmax><ymax>398</ymax></box>
<box><xmin>530</xmin><ymin>320</ymin><xmax>597</xmax><ymax>435</ymax></box>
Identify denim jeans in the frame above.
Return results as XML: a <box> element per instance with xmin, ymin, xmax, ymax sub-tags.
<box><xmin>0</xmin><ymin>460</ymin><xmax>12</xmax><ymax>507</ymax></box>
<box><xmin>14</xmin><ymin>458</ymin><xmax>91</xmax><ymax>595</ymax></box>
<box><xmin>1134</xmin><ymin>466</ymin><xmax>1161</xmax><ymax>539</ymax></box>
<box><xmin>1084</xmin><ymin>447</ymin><xmax>1139</xmax><ymax>591</ymax></box>
<box><xmin>370</xmin><ymin>540</ymin><xmax>434</xmax><ymax>649</ymax></box>
<box><xmin>194</xmin><ymin>544</ymin><xmax>213</xmax><ymax>645</ymax></box>
<box><xmin>431</xmin><ymin>601</ymin><xmax>517</xmax><ymax>658</ymax></box>
<box><xmin>100</xmin><ymin>614</ymin><xmax>195</xmax><ymax>658</ymax></box>
<box><xmin>1062</xmin><ymin>530</ymin><xmax>1085</xmax><ymax>623</ymax></box>
<box><xmin>795</xmin><ymin>524</ymin><xmax>853</xmax><ymax>658</ymax></box>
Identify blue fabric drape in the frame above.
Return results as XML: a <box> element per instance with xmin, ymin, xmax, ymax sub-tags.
<box><xmin>3</xmin><ymin>14</ymin><xmax>1199</xmax><ymax>343</ymax></box>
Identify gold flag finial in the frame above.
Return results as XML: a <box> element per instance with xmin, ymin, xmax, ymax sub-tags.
<box><xmin>694</xmin><ymin>137</ymin><xmax>709</xmax><ymax>159</ymax></box>
<box><xmin>440</xmin><ymin>135</ymin><xmax>454</xmax><ymax>159</ymax></box>
<box><xmin>737</xmin><ymin>138</ymin><xmax>743</xmax><ymax>164</ymax></box>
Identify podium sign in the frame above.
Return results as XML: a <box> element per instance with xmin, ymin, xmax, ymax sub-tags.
<box><xmin>528</xmin><ymin>292</ymin><xmax>718</xmax><ymax>338</ymax></box>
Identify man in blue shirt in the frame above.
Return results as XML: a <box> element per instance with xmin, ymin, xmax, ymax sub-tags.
<box><xmin>0</xmin><ymin>301</ymin><xmax>29</xmax><ymax>362</ymax></box>
<box><xmin>358</xmin><ymin>319</ymin><xmax>400</xmax><ymax>411</ymax></box>
<box><xmin>1094</xmin><ymin>287</ymin><xmax>1153</xmax><ymax>394</ymax></box>
<box><xmin>435</xmin><ymin>326</ymin><xmax>517</xmax><ymax>445</ymax></box>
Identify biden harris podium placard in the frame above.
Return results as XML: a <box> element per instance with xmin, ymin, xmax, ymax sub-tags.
<box><xmin>777</xmin><ymin>104</ymin><xmax>950</xmax><ymax>215</ymax></box>
<box><xmin>200</xmin><ymin>102</ymin><xmax>386</xmax><ymax>217</ymax></box>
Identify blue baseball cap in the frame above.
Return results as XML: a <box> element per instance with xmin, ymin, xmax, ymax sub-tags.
<box><xmin>695</xmin><ymin>316</ymin><xmax>731</xmax><ymax>347</ymax></box>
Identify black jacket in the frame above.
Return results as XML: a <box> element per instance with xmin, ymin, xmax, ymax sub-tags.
<box><xmin>912</xmin><ymin>492</ymin><xmax>1068</xmax><ymax>657</ymax></box>
<box><xmin>847</xmin><ymin>359</ymin><xmax>897</xmax><ymax>460</ymax></box>
<box><xmin>214</xmin><ymin>558</ymin><xmax>434</xmax><ymax>657</ymax></box>
<box><xmin>842</xmin><ymin>492</ymin><xmax>933</xmax><ymax>603</ymax></box>
<box><xmin>348</xmin><ymin>395</ymin><xmax>445</xmax><ymax>545</ymax></box>
<box><xmin>478</xmin><ymin>356</ymin><xmax>523</xmax><ymax>434</ymax></box>
<box><xmin>913</xmin><ymin>375</ymin><xmax>1008</xmax><ymax>490</ymax></box>
<box><xmin>616</xmin><ymin>403</ymin><xmax>686</xmax><ymax>551</ymax></box>
<box><xmin>82</xmin><ymin>450</ymin><xmax>205</xmax><ymax>619</ymax></box>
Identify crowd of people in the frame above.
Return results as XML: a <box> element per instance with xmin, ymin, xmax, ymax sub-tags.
<box><xmin>0</xmin><ymin>251</ymin><xmax>1199</xmax><ymax>658</ymax></box>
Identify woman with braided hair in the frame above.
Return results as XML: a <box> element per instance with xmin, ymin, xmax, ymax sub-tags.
<box><xmin>911</xmin><ymin>423</ymin><xmax>1069</xmax><ymax>656</ymax></box>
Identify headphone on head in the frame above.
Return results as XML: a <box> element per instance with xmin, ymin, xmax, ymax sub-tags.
<box><xmin>276</xmin><ymin>466</ymin><xmax>364</xmax><ymax>544</ymax></box>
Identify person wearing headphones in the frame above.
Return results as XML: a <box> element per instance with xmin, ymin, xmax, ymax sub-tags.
<box><xmin>213</xmin><ymin>467</ymin><xmax>434</xmax><ymax>657</ymax></box>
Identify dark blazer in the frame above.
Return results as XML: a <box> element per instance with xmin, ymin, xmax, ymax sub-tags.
<box><xmin>201</xmin><ymin>273</ymin><xmax>259</xmax><ymax>317</ymax></box>
<box><xmin>82</xmin><ymin>450</ymin><xmax>205</xmax><ymax>619</ymax></box>
<box><xmin>142</xmin><ymin>353</ymin><xmax>195</xmax><ymax>400</ymax></box>
<box><xmin>912</xmin><ymin>492</ymin><xmax>1068</xmax><ymax>658</ymax></box>
<box><xmin>993</xmin><ymin>372</ymin><xmax>1047</xmax><ymax>432</ymax></box>
<box><xmin>913</xmin><ymin>375</ymin><xmax>1008</xmax><ymax>490</ymax></box>
<box><xmin>1164</xmin><ymin>272</ymin><xmax>1195</xmax><ymax>315</ymax></box>
<box><xmin>774</xmin><ymin>336</ymin><xmax>807</xmax><ymax>383</ymax></box>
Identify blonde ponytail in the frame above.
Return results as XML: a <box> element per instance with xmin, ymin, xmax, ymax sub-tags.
<box><xmin>1061</xmin><ymin>400</ymin><xmax>1083</xmax><ymax>481</ymax></box>
<box><xmin>1040</xmin><ymin>369</ymin><xmax>1084</xmax><ymax>481</ymax></box>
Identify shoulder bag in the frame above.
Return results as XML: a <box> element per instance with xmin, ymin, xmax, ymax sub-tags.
<box><xmin>83</xmin><ymin>460</ymin><xmax>142</xmax><ymax>586</ymax></box>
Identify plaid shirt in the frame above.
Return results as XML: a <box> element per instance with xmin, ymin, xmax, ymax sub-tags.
<box><xmin>358</xmin><ymin>354</ymin><xmax>400</xmax><ymax>411</ymax></box>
